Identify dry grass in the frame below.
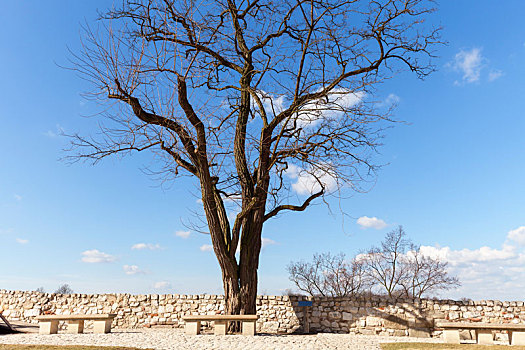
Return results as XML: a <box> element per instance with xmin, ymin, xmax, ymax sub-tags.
<box><xmin>0</xmin><ymin>346</ymin><xmax>152</xmax><ymax>350</ymax></box>
<box><xmin>381</xmin><ymin>343</ymin><xmax>525</xmax><ymax>350</ymax></box>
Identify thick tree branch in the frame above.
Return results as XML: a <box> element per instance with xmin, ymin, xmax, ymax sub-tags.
<box><xmin>264</xmin><ymin>189</ymin><xmax>324</xmax><ymax>221</ymax></box>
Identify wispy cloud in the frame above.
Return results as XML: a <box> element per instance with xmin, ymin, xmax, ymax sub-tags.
<box><xmin>451</xmin><ymin>48</ymin><xmax>484</xmax><ymax>84</ymax></box>
<box><xmin>153</xmin><ymin>281</ymin><xmax>172</xmax><ymax>290</ymax></box>
<box><xmin>13</xmin><ymin>194</ymin><xmax>22</xmax><ymax>202</ymax></box>
<box><xmin>175</xmin><ymin>230</ymin><xmax>191</xmax><ymax>239</ymax></box>
<box><xmin>16</xmin><ymin>238</ymin><xmax>29</xmax><ymax>244</ymax></box>
<box><xmin>488</xmin><ymin>69</ymin><xmax>504</xmax><ymax>82</ymax></box>
<box><xmin>44</xmin><ymin>124</ymin><xmax>65</xmax><ymax>138</ymax></box>
<box><xmin>262</xmin><ymin>237</ymin><xmax>277</xmax><ymax>248</ymax></box>
<box><xmin>449</xmin><ymin>48</ymin><xmax>503</xmax><ymax>85</ymax></box>
<box><xmin>379</xmin><ymin>93</ymin><xmax>400</xmax><ymax>108</ymax></box>
<box><xmin>356</xmin><ymin>216</ymin><xmax>388</xmax><ymax>230</ymax></box>
<box><xmin>81</xmin><ymin>249</ymin><xmax>117</xmax><ymax>263</ymax></box>
<box><xmin>123</xmin><ymin>264</ymin><xmax>147</xmax><ymax>275</ymax></box>
<box><xmin>200</xmin><ymin>244</ymin><xmax>213</xmax><ymax>252</ymax></box>
<box><xmin>131</xmin><ymin>243</ymin><xmax>163</xmax><ymax>250</ymax></box>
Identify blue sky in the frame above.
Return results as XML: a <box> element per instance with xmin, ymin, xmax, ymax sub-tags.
<box><xmin>1</xmin><ymin>1</ymin><xmax>524</xmax><ymax>300</ymax></box>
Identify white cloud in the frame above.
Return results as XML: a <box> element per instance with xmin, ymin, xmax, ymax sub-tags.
<box><xmin>200</xmin><ymin>244</ymin><xmax>213</xmax><ymax>252</ymax></box>
<box><xmin>81</xmin><ymin>249</ymin><xmax>117</xmax><ymax>263</ymax></box>
<box><xmin>385</xmin><ymin>93</ymin><xmax>400</xmax><ymax>104</ymax></box>
<box><xmin>13</xmin><ymin>194</ymin><xmax>22</xmax><ymax>202</ymax></box>
<box><xmin>419</xmin><ymin>244</ymin><xmax>516</xmax><ymax>266</ymax></box>
<box><xmin>131</xmin><ymin>243</ymin><xmax>163</xmax><ymax>250</ymax></box>
<box><xmin>44</xmin><ymin>124</ymin><xmax>65</xmax><ymax>138</ymax></box>
<box><xmin>174</xmin><ymin>230</ymin><xmax>191</xmax><ymax>239</ymax></box>
<box><xmin>488</xmin><ymin>69</ymin><xmax>503</xmax><ymax>82</ymax></box>
<box><xmin>294</xmin><ymin>89</ymin><xmax>366</xmax><ymax>129</ymax></box>
<box><xmin>416</xmin><ymin>240</ymin><xmax>525</xmax><ymax>300</ymax></box>
<box><xmin>507</xmin><ymin>226</ymin><xmax>525</xmax><ymax>246</ymax></box>
<box><xmin>451</xmin><ymin>48</ymin><xmax>484</xmax><ymax>84</ymax></box>
<box><xmin>254</xmin><ymin>88</ymin><xmax>365</xmax><ymax>130</ymax></box>
<box><xmin>379</xmin><ymin>93</ymin><xmax>400</xmax><ymax>108</ymax></box>
<box><xmin>153</xmin><ymin>281</ymin><xmax>172</xmax><ymax>290</ymax></box>
<box><xmin>262</xmin><ymin>237</ymin><xmax>277</xmax><ymax>248</ymax></box>
<box><xmin>285</xmin><ymin>163</ymin><xmax>338</xmax><ymax>195</ymax></box>
<box><xmin>16</xmin><ymin>238</ymin><xmax>28</xmax><ymax>244</ymax></box>
<box><xmin>254</xmin><ymin>91</ymin><xmax>287</xmax><ymax>116</ymax></box>
<box><xmin>123</xmin><ymin>265</ymin><xmax>146</xmax><ymax>275</ymax></box>
<box><xmin>356</xmin><ymin>216</ymin><xmax>388</xmax><ymax>230</ymax></box>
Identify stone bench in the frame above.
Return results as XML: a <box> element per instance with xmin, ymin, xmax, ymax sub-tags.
<box><xmin>437</xmin><ymin>321</ymin><xmax>525</xmax><ymax>345</ymax></box>
<box><xmin>182</xmin><ymin>315</ymin><xmax>258</xmax><ymax>336</ymax></box>
<box><xmin>36</xmin><ymin>314</ymin><xmax>117</xmax><ymax>334</ymax></box>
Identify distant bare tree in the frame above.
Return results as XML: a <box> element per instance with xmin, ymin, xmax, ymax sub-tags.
<box><xmin>288</xmin><ymin>253</ymin><xmax>369</xmax><ymax>297</ymax></box>
<box><xmin>362</xmin><ymin>226</ymin><xmax>459</xmax><ymax>298</ymax></box>
<box><xmin>362</xmin><ymin>226</ymin><xmax>409</xmax><ymax>298</ymax></box>
<box><xmin>70</xmin><ymin>0</ymin><xmax>442</xmax><ymax>314</ymax></box>
<box><xmin>55</xmin><ymin>284</ymin><xmax>73</xmax><ymax>294</ymax></box>
<box><xmin>400</xmin><ymin>245</ymin><xmax>460</xmax><ymax>298</ymax></box>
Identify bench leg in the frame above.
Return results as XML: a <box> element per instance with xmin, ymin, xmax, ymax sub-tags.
<box><xmin>509</xmin><ymin>331</ymin><xmax>525</xmax><ymax>345</ymax></box>
<box><xmin>67</xmin><ymin>320</ymin><xmax>84</xmax><ymax>334</ymax></box>
<box><xmin>476</xmin><ymin>329</ymin><xmax>493</xmax><ymax>345</ymax></box>
<box><xmin>39</xmin><ymin>321</ymin><xmax>59</xmax><ymax>335</ymax></box>
<box><xmin>242</xmin><ymin>321</ymin><xmax>256</xmax><ymax>336</ymax></box>
<box><xmin>185</xmin><ymin>321</ymin><xmax>201</xmax><ymax>335</ymax></box>
<box><xmin>443</xmin><ymin>329</ymin><xmax>460</xmax><ymax>344</ymax></box>
<box><xmin>214</xmin><ymin>320</ymin><xmax>227</xmax><ymax>335</ymax></box>
<box><xmin>93</xmin><ymin>319</ymin><xmax>113</xmax><ymax>334</ymax></box>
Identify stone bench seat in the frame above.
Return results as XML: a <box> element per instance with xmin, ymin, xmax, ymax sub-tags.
<box><xmin>437</xmin><ymin>321</ymin><xmax>525</xmax><ymax>345</ymax></box>
<box><xmin>182</xmin><ymin>314</ymin><xmax>258</xmax><ymax>336</ymax></box>
<box><xmin>36</xmin><ymin>314</ymin><xmax>116</xmax><ymax>335</ymax></box>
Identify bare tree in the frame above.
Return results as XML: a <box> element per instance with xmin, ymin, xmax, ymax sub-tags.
<box><xmin>55</xmin><ymin>284</ymin><xmax>74</xmax><ymax>294</ymax></box>
<box><xmin>288</xmin><ymin>252</ymin><xmax>369</xmax><ymax>297</ymax></box>
<box><xmin>69</xmin><ymin>0</ymin><xmax>441</xmax><ymax>314</ymax></box>
<box><xmin>400</xmin><ymin>245</ymin><xmax>460</xmax><ymax>298</ymax></box>
<box><xmin>362</xmin><ymin>226</ymin><xmax>460</xmax><ymax>298</ymax></box>
<box><xmin>362</xmin><ymin>226</ymin><xmax>410</xmax><ymax>298</ymax></box>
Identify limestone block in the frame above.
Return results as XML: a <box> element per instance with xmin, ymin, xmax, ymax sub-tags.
<box><xmin>39</xmin><ymin>321</ymin><xmax>59</xmax><ymax>335</ymax></box>
<box><xmin>342</xmin><ymin>312</ymin><xmax>353</xmax><ymax>321</ymax></box>
<box><xmin>510</xmin><ymin>331</ymin><xmax>525</xmax><ymax>345</ymax></box>
<box><xmin>365</xmin><ymin>316</ymin><xmax>381</xmax><ymax>327</ymax></box>
<box><xmin>66</xmin><ymin>320</ymin><xmax>84</xmax><ymax>334</ymax></box>
<box><xmin>476</xmin><ymin>329</ymin><xmax>493</xmax><ymax>345</ymax></box>
<box><xmin>443</xmin><ymin>329</ymin><xmax>460</xmax><ymax>344</ymax></box>
<box><xmin>320</xmin><ymin>319</ymin><xmax>331</xmax><ymax>328</ymax></box>
<box><xmin>214</xmin><ymin>320</ymin><xmax>227</xmax><ymax>335</ymax></box>
<box><xmin>185</xmin><ymin>321</ymin><xmax>200</xmax><ymax>335</ymax></box>
<box><xmin>93</xmin><ymin>319</ymin><xmax>113</xmax><ymax>334</ymax></box>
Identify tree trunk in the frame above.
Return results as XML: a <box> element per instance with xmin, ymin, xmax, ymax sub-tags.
<box><xmin>239</xmin><ymin>261</ymin><xmax>258</xmax><ymax>314</ymax></box>
<box><xmin>222</xmin><ymin>272</ymin><xmax>241</xmax><ymax>315</ymax></box>
<box><xmin>239</xmin><ymin>213</ymin><xmax>263</xmax><ymax>315</ymax></box>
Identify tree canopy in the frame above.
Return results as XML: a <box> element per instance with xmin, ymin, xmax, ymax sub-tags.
<box><xmin>70</xmin><ymin>0</ymin><xmax>442</xmax><ymax>314</ymax></box>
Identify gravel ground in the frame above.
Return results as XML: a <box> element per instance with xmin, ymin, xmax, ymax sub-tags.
<box><xmin>0</xmin><ymin>329</ymin><xmax>444</xmax><ymax>350</ymax></box>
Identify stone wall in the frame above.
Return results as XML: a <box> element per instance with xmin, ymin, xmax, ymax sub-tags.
<box><xmin>1</xmin><ymin>290</ymin><xmax>524</xmax><ymax>336</ymax></box>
